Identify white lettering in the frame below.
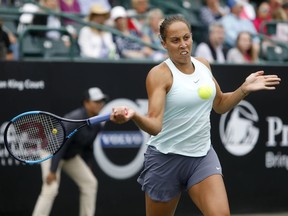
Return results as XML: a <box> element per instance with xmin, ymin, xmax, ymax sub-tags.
<box><xmin>0</xmin><ymin>79</ymin><xmax>45</xmax><ymax>91</ymax></box>
<box><xmin>24</xmin><ymin>79</ymin><xmax>45</xmax><ymax>89</ymax></box>
<box><xmin>102</xmin><ymin>133</ymin><xmax>142</xmax><ymax>146</ymax></box>
<box><xmin>0</xmin><ymin>80</ymin><xmax>7</xmax><ymax>88</ymax></box>
<box><xmin>265</xmin><ymin>151</ymin><xmax>288</xmax><ymax>170</ymax></box>
<box><xmin>266</xmin><ymin>117</ymin><xmax>288</xmax><ymax>147</ymax></box>
<box><xmin>280</xmin><ymin>126</ymin><xmax>288</xmax><ymax>146</ymax></box>
<box><xmin>7</xmin><ymin>79</ymin><xmax>24</xmax><ymax>91</ymax></box>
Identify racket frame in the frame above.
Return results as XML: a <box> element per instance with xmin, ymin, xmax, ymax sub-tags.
<box><xmin>4</xmin><ymin>111</ymin><xmax>111</xmax><ymax>164</ymax></box>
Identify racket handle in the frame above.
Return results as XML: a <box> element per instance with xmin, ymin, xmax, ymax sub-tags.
<box><xmin>88</xmin><ymin>113</ymin><xmax>111</xmax><ymax>125</ymax></box>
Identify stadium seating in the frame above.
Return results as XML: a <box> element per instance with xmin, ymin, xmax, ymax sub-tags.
<box><xmin>18</xmin><ymin>26</ymin><xmax>76</xmax><ymax>59</ymax></box>
<box><xmin>258</xmin><ymin>20</ymin><xmax>288</xmax><ymax>63</ymax></box>
<box><xmin>1</xmin><ymin>0</ymin><xmax>288</xmax><ymax>64</ymax></box>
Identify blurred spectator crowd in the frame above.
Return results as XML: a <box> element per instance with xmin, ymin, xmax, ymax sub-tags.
<box><xmin>0</xmin><ymin>0</ymin><xmax>288</xmax><ymax>63</ymax></box>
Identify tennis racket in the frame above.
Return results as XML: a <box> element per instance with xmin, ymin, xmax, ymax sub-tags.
<box><xmin>4</xmin><ymin>111</ymin><xmax>111</xmax><ymax>164</ymax></box>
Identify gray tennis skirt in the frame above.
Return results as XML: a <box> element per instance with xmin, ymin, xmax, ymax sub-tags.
<box><xmin>137</xmin><ymin>145</ymin><xmax>222</xmax><ymax>202</ymax></box>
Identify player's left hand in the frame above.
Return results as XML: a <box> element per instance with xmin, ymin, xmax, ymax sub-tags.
<box><xmin>241</xmin><ymin>71</ymin><xmax>281</xmax><ymax>93</ymax></box>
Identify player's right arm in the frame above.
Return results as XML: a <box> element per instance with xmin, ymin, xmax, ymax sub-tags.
<box><xmin>132</xmin><ymin>63</ymin><xmax>171</xmax><ymax>135</ymax></box>
<box><xmin>111</xmin><ymin>63</ymin><xmax>171</xmax><ymax>136</ymax></box>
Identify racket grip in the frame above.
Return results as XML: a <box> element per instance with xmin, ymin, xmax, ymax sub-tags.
<box><xmin>88</xmin><ymin>113</ymin><xmax>111</xmax><ymax>125</ymax></box>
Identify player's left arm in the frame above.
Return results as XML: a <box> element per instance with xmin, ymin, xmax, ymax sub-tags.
<box><xmin>212</xmin><ymin>71</ymin><xmax>281</xmax><ymax>114</ymax></box>
<box><xmin>196</xmin><ymin>57</ymin><xmax>281</xmax><ymax>114</ymax></box>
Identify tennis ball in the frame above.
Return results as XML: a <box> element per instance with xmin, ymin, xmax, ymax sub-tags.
<box><xmin>198</xmin><ymin>85</ymin><xmax>213</xmax><ymax>100</ymax></box>
<box><xmin>52</xmin><ymin>128</ymin><xmax>58</xmax><ymax>134</ymax></box>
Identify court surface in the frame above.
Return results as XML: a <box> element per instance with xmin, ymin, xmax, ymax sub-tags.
<box><xmin>232</xmin><ymin>213</ymin><xmax>288</xmax><ymax>216</ymax></box>
<box><xmin>178</xmin><ymin>212</ymin><xmax>288</xmax><ymax>216</ymax></box>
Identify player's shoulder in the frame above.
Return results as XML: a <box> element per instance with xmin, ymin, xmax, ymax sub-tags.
<box><xmin>194</xmin><ymin>57</ymin><xmax>210</xmax><ymax>67</ymax></box>
<box><xmin>148</xmin><ymin>61</ymin><xmax>170</xmax><ymax>76</ymax></box>
<box><xmin>194</xmin><ymin>57</ymin><xmax>212</xmax><ymax>71</ymax></box>
<box><xmin>146</xmin><ymin>61</ymin><xmax>172</xmax><ymax>85</ymax></box>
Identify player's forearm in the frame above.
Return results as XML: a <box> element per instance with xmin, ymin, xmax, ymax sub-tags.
<box><xmin>213</xmin><ymin>87</ymin><xmax>247</xmax><ymax>114</ymax></box>
<box><xmin>132</xmin><ymin>112</ymin><xmax>162</xmax><ymax>136</ymax></box>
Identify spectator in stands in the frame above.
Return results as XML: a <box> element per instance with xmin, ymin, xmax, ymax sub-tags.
<box><xmin>127</xmin><ymin>0</ymin><xmax>151</xmax><ymax>35</ymax></box>
<box><xmin>17</xmin><ymin>1</ymin><xmax>40</xmax><ymax>34</ymax></box>
<box><xmin>256</xmin><ymin>1</ymin><xmax>287</xmax><ymax>60</ymax></box>
<box><xmin>78</xmin><ymin>4</ymin><xmax>117</xmax><ymax>59</ymax></box>
<box><xmin>58</xmin><ymin>0</ymin><xmax>81</xmax><ymax>25</ymax></box>
<box><xmin>283</xmin><ymin>1</ymin><xmax>288</xmax><ymax>18</ymax></box>
<box><xmin>199</xmin><ymin>0</ymin><xmax>229</xmax><ymax>26</ymax></box>
<box><xmin>253</xmin><ymin>1</ymin><xmax>272</xmax><ymax>33</ymax></box>
<box><xmin>142</xmin><ymin>8</ymin><xmax>167</xmax><ymax>61</ymax></box>
<box><xmin>227</xmin><ymin>31</ymin><xmax>258</xmax><ymax>63</ymax></box>
<box><xmin>262</xmin><ymin>0</ymin><xmax>286</xmax><ymax>40</ymax></box>
<box><xmin>270</xmin><ymin>4</ymin><xmax>288</xmax><ymax>43</ymax></box>
<box><xmin>220</xmin><ymin>0</ymin><xmax>258</xmax><ymax>48</ymax></box>
<box><xmin>0</xmin><ymin>19</ymin><xmax>13</xmax><ymax>60</ymax></box>
<box><xmin>30</xmin><ymin>0</ymin><xmax>62</xmax><ymax>40</ymax></box>
<box><xmin>239</xmin><ymin>0</ymin><xmax>256</xmax><ymax>20</ymax></box>
<box><xmin>195</xmin><ymin>22</ymin><xmax>228</xmax><ymax>63</ymax></box>
<box><xmin>271</xmin><ymin>4</ymin><xmax>287</xmax><ymax>20</ymax></box>
<box><xmin>1</xmin><ymin>21</ymin><xmax>18</xmax><ymax>60</ymax></box>
<box><xmin>77</xmin><ymin>0</ymin><xmax>111</xmax><ymax>15</ymax></box>
<box><xmin>269</xmin><ymin>0</ymin><xmax>284</xmax><ymax>15</ymax></box>
<box><xmin>59</xmin><ymin>0</ymin><xmax>81</xmax><ymax>15</ymax></box>
<box><xmin>27</xmin><ymin>0</ymin><xmax>77</xmax><ymax>49</ymax></box>
<box><xmin>17</xmin><ymin>0</ymin><xmax>77</xmax><ymax>52</ymax></box>
<box><xmin>111</xmin><ymin>5</ymin><xmax>155</xmax><ymax>60</ymax></box>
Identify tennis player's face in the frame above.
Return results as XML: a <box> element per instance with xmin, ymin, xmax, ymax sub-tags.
<box><xmin>162</xmin><ymin>21</ymin><xmax>193</xmax><ymax>64</ymax></box>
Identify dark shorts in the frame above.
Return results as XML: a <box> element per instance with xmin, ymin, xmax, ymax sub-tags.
<box><xmin>137</xmin><ymin>145</ymin><xmax>222</xmax><ymax>202</ymax></box>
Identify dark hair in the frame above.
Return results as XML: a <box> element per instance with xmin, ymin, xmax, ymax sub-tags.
<box><xmin>159</xmin><ymin>15</ymin><xmax>191</xmax><ymax>42</ymax></box>
<box><xmin>236</xmin><ymin>31</ymin><xmax>253</xmax><ymax>57</ymax></box>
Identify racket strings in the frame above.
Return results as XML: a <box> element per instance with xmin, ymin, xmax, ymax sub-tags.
<box><xmin>6</xmin><ymin>114</ymin><xmax>64</xmax><ymax>162</ymax></box>
<box><xmin>43</xmin><ymin>115</ymin><xmax>63</xmax><ymax>154</ymax></box>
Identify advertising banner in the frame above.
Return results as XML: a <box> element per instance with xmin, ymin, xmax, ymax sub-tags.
<box><xmin>0</xmin><ymin>61</ymin><xmax>287</xmax><ymax>215</ymax></box>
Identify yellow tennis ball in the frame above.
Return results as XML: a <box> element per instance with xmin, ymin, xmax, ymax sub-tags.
<box><xmin>198</xmin><ymin>85</ymin><xmax>213</xmax><ymax>100</ymax></box>
<box><xmin>52</xmin><ymin>128</ymin><xmax>58</xmax><ymax>134</ymax></box>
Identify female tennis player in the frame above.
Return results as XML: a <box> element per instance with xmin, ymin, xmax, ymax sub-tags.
<box><xmin>110</xmin><ymin>15</ymin><xmax>281</xmax><ymax>216</ymax></box>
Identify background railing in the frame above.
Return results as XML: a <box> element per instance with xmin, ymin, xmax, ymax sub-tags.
<box><xmin>1</xmin><ymin>1</ymin><xmax>288</xmax><ymax>63</ymax></box>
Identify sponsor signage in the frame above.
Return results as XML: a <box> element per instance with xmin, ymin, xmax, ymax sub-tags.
<box><xmin>0</xmin><ymin>62</ymin><xmax>287</xmax><ymax>215</ymax></box>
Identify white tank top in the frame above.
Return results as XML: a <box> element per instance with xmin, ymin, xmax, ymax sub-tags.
<box><xmin>147</xmin><ymin>57</ymin><xmax>216</xmax><ymax>157</ymax></box>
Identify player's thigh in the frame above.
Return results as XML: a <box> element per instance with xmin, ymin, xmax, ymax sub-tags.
<box><xmin>145</xmin><ymin>193</ymin><xmax>181</xmax><ymax>216</ymax></box>
<box><xmin>188</xmin><ymin>174</ymin><xmax>230</xmax><ymax>216</ymax></box>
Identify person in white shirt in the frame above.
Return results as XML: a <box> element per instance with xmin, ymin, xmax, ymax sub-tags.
<box><xmin>78</xmin><ymin>4</ymin><xmax>117</xmax><ymax>59</ymax></box>
<box><xmin>220</xmin><ymin>0</ymin><xmax>258</xmax><ymax>48</ymax></box>
<box><xmin>195</xmin><ymin>22</ymin><xmax>228</xmax><ymax>63</ymax></box>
